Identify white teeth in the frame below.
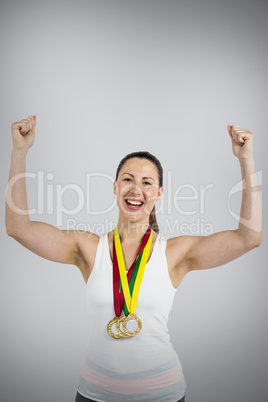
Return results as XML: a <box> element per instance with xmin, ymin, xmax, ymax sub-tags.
<box><xmin>126</xmin><ymin>199</ymin><xmax>143</xmax><ymax>206</ymax></box>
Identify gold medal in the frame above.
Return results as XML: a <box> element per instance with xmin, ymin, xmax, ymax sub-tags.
<box><xmin>115</xmin><ymin>315</ymin><xmax>132</xmax><ymax>338</ymax></box>
<box><xmin>122</xmin><ymin>314</ymin><xmax>142</xmax><ymax>337</ymax></box>
<box><xmin>107</xmin><ymin>317</ymin><xmax>123</xmax><ymax>339</ymax></box>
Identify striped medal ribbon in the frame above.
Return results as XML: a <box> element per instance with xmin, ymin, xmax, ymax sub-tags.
<box><xmin>107</xmin><ymin>225</ymin><xmax>152</xmax><ymax>339</ymax></box>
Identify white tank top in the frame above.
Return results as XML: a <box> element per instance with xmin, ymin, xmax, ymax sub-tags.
<box><xmin>76</xmin><ymin>232</ymin><xmax>187</xmax><ymax>402</ymax></box>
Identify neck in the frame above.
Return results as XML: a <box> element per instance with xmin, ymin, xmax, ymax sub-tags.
<box><xmin>116</xmin><ymin>217</ymin><xmax>151</xmax><ymax>243</ymax></box>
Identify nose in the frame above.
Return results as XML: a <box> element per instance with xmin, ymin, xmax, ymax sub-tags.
<box><xmin>130</xmin><ymin>185</ymin><xmax>141</xmax><ymax>194</ymax></box>
<box><xmin>128</xmin><ymin>183</ymin><xmax>142</xmax><ymax>196</ymax></box>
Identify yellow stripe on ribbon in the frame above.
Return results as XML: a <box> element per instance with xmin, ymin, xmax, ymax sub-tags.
<box><xmin>114</xmin><ymin>226</ymin><xmax>131</xmax><ymax>309</ymax></box>
<box><xmin>114</xmin><ymin>226</ymin><xmax>152</xmax><ymax>314</ymax></box>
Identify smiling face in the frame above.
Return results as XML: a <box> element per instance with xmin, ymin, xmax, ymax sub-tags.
<box><xmin>114</xmin><ymin>158</ymin><xmax>163</xmax><ymax>223</ymax></box>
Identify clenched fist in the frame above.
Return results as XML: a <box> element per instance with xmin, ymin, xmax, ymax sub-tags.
<box><xmin>227</xmin><ymin>125</ymin><xmax>253</xmax><ymax>160</ymax></box>
<box><xmin>11</xmin><ymin>115</ymin><xmax>36</xmax><ymax>150</ymax></box>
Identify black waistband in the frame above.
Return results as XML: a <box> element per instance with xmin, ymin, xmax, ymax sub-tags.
<box><xmin>75</xmin><ymin>391</ymin><xmax>186</xmax><ymax>402</ymax></box>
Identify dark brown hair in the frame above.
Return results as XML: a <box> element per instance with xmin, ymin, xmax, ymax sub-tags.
<box><xmin>115</xmin><ymin>151</ymin><xmax>163</xmax><ymax>234</ymax></box>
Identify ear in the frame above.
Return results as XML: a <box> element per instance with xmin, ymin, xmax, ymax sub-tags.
<box><xmin>113</xmin><ymin>180</ymin><xmax>117</xmax><ymax>195</ymax></box>
<box><xmin>156</xmin><ymin>187</ymin><xmax>163</xmax><ymax>200</ymax></box>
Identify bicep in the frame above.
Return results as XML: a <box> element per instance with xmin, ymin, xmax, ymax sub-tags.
<box><xmin>9</xmin><ymin>221</ymin><xmax>82</xmax><ymax>265</ymax></box>
<box><xmin>174</xmin><ymin>229</ymin><xmax>257</xmax><ymax>272</ymax></box>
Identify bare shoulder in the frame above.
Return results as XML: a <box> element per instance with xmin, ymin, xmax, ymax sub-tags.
<box><xmin>73</xmin><ymin>231</ymin><xmax>100</xmax><ymax>283</ymax></box>
<box><xmin>166</xmin><ymin>235</ymin><xmax>197</xmax><ymax>288</ymax></box>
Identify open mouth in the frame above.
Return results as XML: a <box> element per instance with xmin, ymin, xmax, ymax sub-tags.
<box><xmin>124</xmin><ymin>199</ymin><xmax>144</xmax><ymax>210</ymax></box>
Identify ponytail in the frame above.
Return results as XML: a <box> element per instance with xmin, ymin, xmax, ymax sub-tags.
<box><xmin>149</xmin><ymin>205</ymin><xmax>159</xmax><ymax>234</ymax></box>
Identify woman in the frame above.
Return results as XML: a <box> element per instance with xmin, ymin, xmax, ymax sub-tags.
<box><xmin>5</xmin><ymin>115</ymin><xmax>262</xmax><ymax>402</ymax></box>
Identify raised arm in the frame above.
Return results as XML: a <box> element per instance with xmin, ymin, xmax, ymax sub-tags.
<box><xmin>5</xmin><ymin>115</ymin><xmax>98</xmax><ymax>282</ymax></box>
<box><xmin>168</xmin><ymin>125</ymin><xmax>262</xmax><ymax>281</ymax></box>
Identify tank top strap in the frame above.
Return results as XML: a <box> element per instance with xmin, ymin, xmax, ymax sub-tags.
<box><xmin>90</xmin><ymin>232</ymin><xmax>111</xmax><ymax>276</ymax></box>
<box><xmin>154</xmin><ymin>233</ymin><xmax>177</xmax><ymax>293</ymax></box>
<box><xmin>153</xmin><ymin>233</ymin><xmax>168</xmax><ymax>263</ymax></box>
<box><xmin>102</xmin><ymin>232</ymin><xmax>111</xmax><ymax>264</ymax></box>
<box><xmin>157</xmin><ymin>233</ymin><xmax>167</xmax><ymax>250</ymax></box>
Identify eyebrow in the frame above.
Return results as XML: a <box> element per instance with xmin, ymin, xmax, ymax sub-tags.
<box><xmin>122</xmin><ymin>173</ymin><xmax>155</xmax><ymax>181</ymax></box>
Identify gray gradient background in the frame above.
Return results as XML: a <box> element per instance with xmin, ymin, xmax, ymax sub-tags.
<box><xmin>0</xmin><ymin>1</ymin><xmax>267</xmax><ymax>401</ymax></box>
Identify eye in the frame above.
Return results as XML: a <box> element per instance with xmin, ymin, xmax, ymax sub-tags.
<box><xmin>144</xmin><ymin>181</ymin><xmax>152</xmax><ymax>186</ymax></box>
<box><xmin>123</xmin><ymin>178</ymin><xmax>132</xmax><ymax>182</ymax></box>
